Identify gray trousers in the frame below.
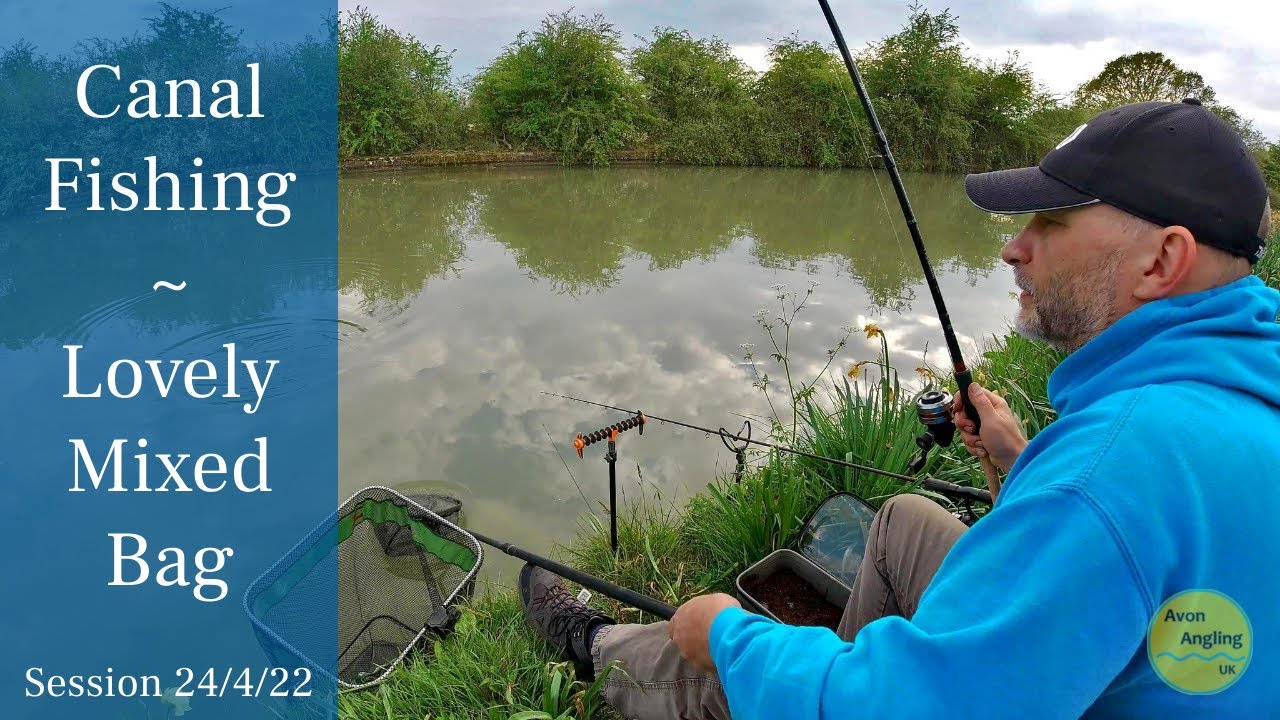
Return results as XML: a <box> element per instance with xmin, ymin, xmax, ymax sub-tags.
<box><xmin>590</xmin><ymin>493</ymin><xmax>967</xmax><ymax>720</ymax></box>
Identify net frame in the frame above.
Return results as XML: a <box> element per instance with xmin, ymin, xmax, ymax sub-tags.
<box><xmin>243</xmin><ymin>486</ymin><xmax>484</xmax><ymax>692</ymax></box>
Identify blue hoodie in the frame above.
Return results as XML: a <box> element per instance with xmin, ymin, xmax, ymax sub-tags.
<box><xmin>709</xmin><ymin>276</ymin><xmax>1280</xmax><ymax>719</ymax></box>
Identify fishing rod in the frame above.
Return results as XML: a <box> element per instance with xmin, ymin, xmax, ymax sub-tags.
<box><xmin>543</xmin><ymin>390</ymin><xmax>991</xmax><ymax>505</ymax></box>
<box><xmin>469</xmin><ymin>529</ymin><xmax>676</xmax><ymax>619</ymax></box>
<box><xmin>816</xmin><ymin>0</ymin><xmax>1002</xmax><ymax>497</ymax></box>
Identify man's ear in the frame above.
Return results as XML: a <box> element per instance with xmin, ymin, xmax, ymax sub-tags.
<box><xmin>1132</xmin><ymin>225</ymin><xmax>1197</xmax><ymax>301</ymax></box>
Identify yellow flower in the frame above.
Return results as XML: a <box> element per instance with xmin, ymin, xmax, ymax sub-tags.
<box><xmin>848</xmin><ymin>360</ymin><xmax>871</xmax><ymax>378</ymax></box>
<box><xmin>914</xmin><ymin>366</ymin><xmax>938</xmax><ymax>382</ymax></box>
<box><xmin>863</xmin><ymin>323</ymin><xmax>882</xmax><ymax>338</ymax></box>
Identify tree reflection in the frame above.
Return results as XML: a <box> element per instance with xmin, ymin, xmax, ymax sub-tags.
<box><xmin>339</xmin><ymin>173</ymin><xmax>472</xmax><ymax>313</ymax></box>
<box><xmin>336</xmin><ymin>165</ymin><xmax>1011</xmax><ymax>306</ymax></box>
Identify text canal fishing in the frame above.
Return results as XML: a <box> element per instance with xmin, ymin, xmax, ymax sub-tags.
<box><xmin>49</xmin><ymin>62</ymin><xmax>295</xmax><ymax>603</ymax></box>
<box><xmin>47</xmin><ymin>63</ymin><xmax>295</xmax><ymax>227</ymax></box>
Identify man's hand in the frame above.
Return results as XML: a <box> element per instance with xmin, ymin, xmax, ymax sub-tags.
<box><xmin>954</xmin><ymin>382</ymin><xmax>1028</xmax><ymax>473</ymax></box>
<box><xmin>669</xmin><ymin>593</ymin><xmax>741</xmax><ymax>672</ymax></box>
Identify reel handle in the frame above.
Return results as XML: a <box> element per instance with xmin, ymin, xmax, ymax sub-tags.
<box><xmin>954</xmin><ymin>369</ymin><xmax>981</xmax><ymax>434</ymax></box>
<box><xmin>954</xmin><ymin>370</ymin><xmax>1001</xmax><ymax>499</ymax></box>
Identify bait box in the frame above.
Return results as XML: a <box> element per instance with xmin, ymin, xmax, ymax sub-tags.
<box><xmin>736</xmin><ymin>549</ymin><xmax>850</xmax><ymax>627</ymax></box>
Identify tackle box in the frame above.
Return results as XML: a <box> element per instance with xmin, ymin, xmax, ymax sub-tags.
<box><xmin>736</xmin><ymin>548</ymin><xmax>850</xmax><ymax>625</ymax></box>
<box><xmin>734</xmin><ymin>492</ymin><xmax>877</xmax><ymax>626</ymax></box>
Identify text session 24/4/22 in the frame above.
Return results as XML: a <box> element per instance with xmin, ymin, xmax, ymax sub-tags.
<box><xmin>25</xmin><ymin>667</ymin><xmax>314</xmax><ymax>699</ymax></box>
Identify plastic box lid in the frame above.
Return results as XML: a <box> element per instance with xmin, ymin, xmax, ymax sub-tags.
<box><xmin>792</xmin><ymin>491</ymin><xmax>877</xmax><ymax>589</ymax></box>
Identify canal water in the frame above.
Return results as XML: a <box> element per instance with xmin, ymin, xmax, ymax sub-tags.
<box><xmin>337</xmin><ymin>164</ymin><xmax>1021</xmax><ymax>582</ymax></box>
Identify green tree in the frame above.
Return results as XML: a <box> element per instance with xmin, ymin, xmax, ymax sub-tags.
<box><xmin>338</xmin><ymin>6</ymin><xmax>461</xmax><ymax>157</ymax></box>
<box><xmin>630</xmin><ymin>28</ymin><xmax>755</xmax><ymax>164</ymax></box>
<box><xmin>858</xmin><ymin>5</ymin><xmax>979</xmax><ymax>171</ymax></box>
<box><xmin>1074</xmin><ymin>51</ymin><xmax>1266</xmax><ymax>150</ymax></box>
<box><xmin>471</xmin><ymin>12</ymin><xmax>648</xmax><ymax>165</ymax></box>
<box><xmin>1262</xmin><ymin>144</ymin><xmax>1280</xmax><ymax>187</ymax></box>
<box><xmin>961</xmin><ymin>54</ymin><xmax>1049</xmax><ymax>169</ymax></box>
<box><xmin>753</xmin><ymin>36</ymin><xmax>868</xmax><ymax>167</ymax></box>
<box><xmin>1074</xmin><ymin>51</ymin><xmax>1214</xmax><ymax>108</ymax></box>
<box><xmin>632</xmin><ymin>29</ymin><xmax>751</xmax><ymax>121</ymax></box>
<box><xmin>1206</xmin><ymin>103</ymin><xmax>1269</xmax><ymax>150</ymax></box>
<box><xmin>0</xmin><ymin>43</ymin><xmax>75</xmax><ymax>214</ymax></box>
<box><xmin>1260</xmin><ymin>144</ymin><xmax>1280</xmax><ymax>202</ymax></box>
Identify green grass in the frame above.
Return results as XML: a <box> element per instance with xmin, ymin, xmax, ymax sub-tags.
<box><xmin>336</xmin><ymin>591</ymin><xmax>545</xmax><ymax>719</ymax></box>
<box><xmin>336</xmin><ymin>327</ymin><xmax>1057</xmax><ymax>719</ymax></box>
<box><xmin>684</xmin><ymin>453</ymin><xmax>819</xmax><ymax>580</ymax></box>
<box><xmin>336</xmin><ymin>591</ymin><xmax>620</xmax><ymax>720</ymax></box>
<box><xmin>566</xmin><ymin>488</ymin><xmax>721</xmax><ymax>620</ymax></box>
<box><xmin>797</xmin><ymin>372</ymin><xmax>933</xmax><ymax>505</ymax></box>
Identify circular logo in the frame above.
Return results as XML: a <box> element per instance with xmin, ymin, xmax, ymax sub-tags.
<box><xmin>1148</xmin><ymin>589</ymin><xmax>1252</xmax><ymax>695</ymax></box>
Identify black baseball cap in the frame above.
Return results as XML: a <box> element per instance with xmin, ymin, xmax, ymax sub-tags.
<box><xmin>965</xmin><ymin>99</ymin><xmax>1270</xmax><ymax>263</ymax></box>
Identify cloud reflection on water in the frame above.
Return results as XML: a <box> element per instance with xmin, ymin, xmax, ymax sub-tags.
<box><xmin>338</xmin><ymin>165</ymin><xmax>1018</xmax><ymax>579</ymax></box>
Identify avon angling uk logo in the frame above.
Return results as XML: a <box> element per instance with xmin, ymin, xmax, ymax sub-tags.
<box><xmin>1148</xmin><ymin>589</ymin><xmax>1252</xmax><ymax>694</ymax></box>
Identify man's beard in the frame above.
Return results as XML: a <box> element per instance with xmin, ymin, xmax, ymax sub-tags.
<box><xmin>1013</xmin><ymin>250</ymin><xmax>1126</xmax><ymax>354</ymax></box>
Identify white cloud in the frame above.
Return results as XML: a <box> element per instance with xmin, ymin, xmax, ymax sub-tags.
<box><xmin>730</xmin><ymin>43</ymin><xmax>771</xmax><ymax>73</ymax></box>
<box><xmin>987</xmin><ymin>0</ymin><xmax>1280</xmax><ymax>139</ymax></box>
<box><xmin>962</xmin><ymin>38</ymin><xmax>1131</xmax><ymax>101</ymax></box>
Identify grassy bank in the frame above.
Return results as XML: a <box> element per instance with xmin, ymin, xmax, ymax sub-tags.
<box><xmin>338</xmin><ymin>149</ymin><xmax>656</xmax><ymax>173</ymax></box>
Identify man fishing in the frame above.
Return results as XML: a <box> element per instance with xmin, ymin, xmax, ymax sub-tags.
<box><xmin>520</xmin><ymin>98</ymin><xmax>1279</xmax><ymax>718</ymax></box>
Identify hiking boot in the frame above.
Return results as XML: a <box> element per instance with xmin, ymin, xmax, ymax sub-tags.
<box><xmin>519</xmin><ymin>563</ymin><xmax>615</xmax><ymax>681</ymax></box>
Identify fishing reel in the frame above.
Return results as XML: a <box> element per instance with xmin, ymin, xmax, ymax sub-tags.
<box><xmin>907</xmin><ymin>389</ymin><xmax>957</xmax><ymax>474</ymax></box>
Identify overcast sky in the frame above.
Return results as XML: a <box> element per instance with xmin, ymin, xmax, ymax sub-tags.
<box><xmin>342</xmin><ymin>0</ymin><xmax>1280</xmax><ymax>142</ymax></box>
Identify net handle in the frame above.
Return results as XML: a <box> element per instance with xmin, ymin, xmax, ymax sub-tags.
<box><xmin>469</xmin><ymin>530</ymin><xmax>676</xmax><ymax>619</ymax></box>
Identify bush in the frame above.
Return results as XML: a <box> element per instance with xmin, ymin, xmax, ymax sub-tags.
<box><xmin>0</xmin><ymin>44</ymin><xmax>72</xmax><ymax>213</ymax></box>
<box><xmin>331</xmin><ymin>6</ymin><xmax>1273</xmax><ymax>172</ymax></box>
<box><xmin>338</xmin><ymin>6</ymin><xmax>462</xmax><ymax>157</ymax></box>
<box><xmin>752</xmin><ymin>36</ymin><xmax>870</xmax><ymax>167</ymax></box>
<box><xmin>963</xmin><ymin>56</ymin><xmax>1052</xmax><ymax>170</ymax></box>
<box><xmin>471</xmin><ymin>12</ymin><xmax>649</xmax><ymax>166</ymax></box>
<box><xmin>1259</xmin><ymin>144</ymin><xmax>1280</xmax><ymax>195</ymax></box>
<box><xmin>630</xmin><ymin>28</ymin><xmax>756</xmax><ymax>164</ymax></box>
<box><xmin>858</xmin><ymin>5</ymin><xmax>976</xmax><ymax>172</ymax></box>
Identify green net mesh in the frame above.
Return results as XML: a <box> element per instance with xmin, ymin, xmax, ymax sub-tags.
<box><xmin>245</xmin><ymin>487</ymin><xmax>482</xmax><ymax>692</ymax></box>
